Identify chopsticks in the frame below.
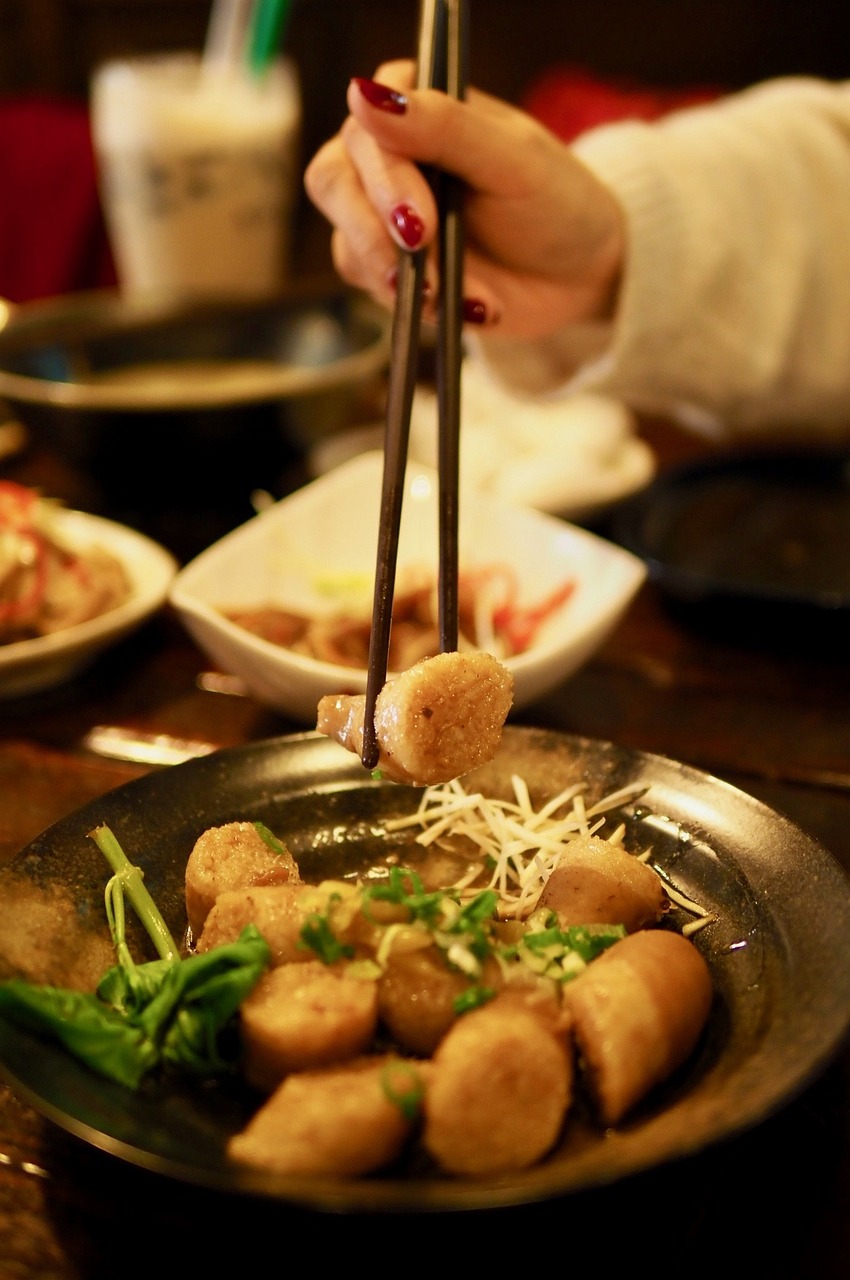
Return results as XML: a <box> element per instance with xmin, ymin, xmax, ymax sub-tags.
<box><xmin>435</xmin><ymin>0</ymin><xmax>467</xmax><ymax>657</ymax></box>
<box><xmin>360</xmin><ymin>0</ymin><xmax>469</xmax><ymax>771</ymax></box>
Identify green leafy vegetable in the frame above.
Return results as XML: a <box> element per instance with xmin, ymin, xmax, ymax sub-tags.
<box><xmin>93</xmin><ymin>822</ymin><xmax>178</xmax><ymax>963</ymax></box>
<box><xmin>0</xmin><ymin>983</ymin><xmax>158</xmax><ymax>1088</ymax></box>
<box><xmin>0</xmin><ymin>824</ymin><xmax>271</xmax><ymax>1088</ymax></box>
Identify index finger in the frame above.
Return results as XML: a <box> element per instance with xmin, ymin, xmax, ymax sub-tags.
<box><xmin>347</xmin><ymin>78</ymin><xmax>553</xmax><ymax>200</ymax></box>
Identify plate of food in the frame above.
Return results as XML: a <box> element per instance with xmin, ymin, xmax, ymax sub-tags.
<box><xmin>0</xmin><ymin>725</ymin><xmax>848</xmax><ymax>1213</ymax></box>
<box><xmin>0</xmin><ymin>481</ymin><xmax>178</xmax><ymax>696</ymax></box>
<box><xmin>169</xmin><ymin>450</ymin><xmax>647</xmax><ymax>721</ymax></box>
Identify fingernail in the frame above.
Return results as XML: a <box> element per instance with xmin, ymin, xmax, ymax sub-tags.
<box><xmin>352</xmin><ymin>77</ymin><xmax>408</xmax><ymax>114</ymax></box>
<box><xmin>463</xmin><ymin>298</ymin><xmax>489</xmax><ymax>325</ymax></box>
<box><xmin>391</xmin><ymin>203</ymin><xmax>425</xmax><ymax>249</ymax></box>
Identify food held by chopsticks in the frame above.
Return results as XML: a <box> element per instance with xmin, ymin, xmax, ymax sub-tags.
<box><xmin>316</xmin><ymin>650</ymin><xmax>513</xmax><ymax>786</ymax></box>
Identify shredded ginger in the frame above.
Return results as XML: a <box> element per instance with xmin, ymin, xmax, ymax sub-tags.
<box><xmin>384</xmin><ymin>773</ymin><xmax>713</xmax><ymax>928</ymax></box>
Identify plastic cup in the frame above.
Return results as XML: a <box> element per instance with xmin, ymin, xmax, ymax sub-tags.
<box><xmin>90</xmin><ymin>52</ymin><xmax>301</xmax><ymax>302</ymax></box>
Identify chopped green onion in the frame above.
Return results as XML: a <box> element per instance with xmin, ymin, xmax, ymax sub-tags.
<box><xmin>299</xmin><ymin>906</ymin><xmax>355</xmax><ymax>964</ymax></box>
<box><xmin>253</xmin><ymin>821</ymin><xmax>290</xmax><ymax>856</ymax></box>
<box><xmin>380</xmin><ymin>1059</ymin><xmax>426</xmax><ymax>1120</ymax></box>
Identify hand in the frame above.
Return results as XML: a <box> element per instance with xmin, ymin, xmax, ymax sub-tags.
<box><xmin>304</xmin><ymin>60</ymin><xmax>625</xmax><ymax>340</ymax></box>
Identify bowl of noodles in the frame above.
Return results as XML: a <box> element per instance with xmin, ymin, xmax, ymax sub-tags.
<box><xmin>168</xmin><ymin>451</ymin><xmax>646</xmax><ymax>723</ymax></box>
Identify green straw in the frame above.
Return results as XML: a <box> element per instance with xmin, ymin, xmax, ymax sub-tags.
<box><xmin>246</xmin><ymin>0</ymin><xmax>294</xmax><ymax>78</ymax></box>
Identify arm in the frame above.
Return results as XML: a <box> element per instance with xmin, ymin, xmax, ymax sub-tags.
<box><xmin>481</xmin><ymin>76</ymin><xmax>850</xmax><ymax>439</ymax></box>
<box><xmin>305</xmin><ymin>70</ymin><xmax>850</xmax><ymax>438</ymax></box>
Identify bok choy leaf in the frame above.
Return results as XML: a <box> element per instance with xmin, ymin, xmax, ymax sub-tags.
<box><xmin>0</xmin><ymin>824</ymin><xmax>271</xmax><ymax>1088</ymax></box>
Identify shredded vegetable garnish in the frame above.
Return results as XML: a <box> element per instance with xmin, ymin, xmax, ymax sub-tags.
<box><xmin>0</xmin><ymin>480</ymin><xmax>131</xmax><ymax>642</ymax></box>
<box><xmin>297</xmin><ymin>866</ymin><xmax>627</xmax><ymax>998</ymax></box>
<box><xmin>384</xmin><ymin>774</ymin><xmax>714</xmax><ymax>926</ymax></box>
<box><xmin>654</xmin><ymin>874</ymin><xmax>717</xmax><ymax>936</ymax></box>
<box><xmin>222</xmin><ymin>561</ymin><xmax>576</xmax><ymax>673</ymax></box>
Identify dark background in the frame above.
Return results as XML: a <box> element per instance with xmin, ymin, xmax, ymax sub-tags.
<box><xmin>6</xmin><ymin>1</ymin><xmax>849</xmax><ymax>101</ymax></box>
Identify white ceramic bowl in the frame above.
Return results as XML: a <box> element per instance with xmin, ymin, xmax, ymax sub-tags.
<box><xmin>169</xmin><ymin>451</ymin><xmax>647</xmax><ymax>723</ymax></box>
<box><xmin>0</xmin><ymin>509</ymin><xmax>177</xmax><ymax>697</ymax></box>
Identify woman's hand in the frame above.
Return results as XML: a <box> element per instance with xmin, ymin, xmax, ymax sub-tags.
<box><xmin>304</xmin><ymin>60</ymin><xmax>626</xmax><ymax>340</ymax></box>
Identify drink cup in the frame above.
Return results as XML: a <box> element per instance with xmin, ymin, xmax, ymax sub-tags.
<box><xmin>90</xmin><ymin>52</ymin><xmax>301</xmax><ymax>302</ymax></box>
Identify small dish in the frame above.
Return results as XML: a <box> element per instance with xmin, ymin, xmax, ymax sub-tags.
<box><xmin>0</xmin><ymin>508</ymin><xmax>177</xmax><ymax>697</ymax></box>
<box><xmin>169</xmin><ymin>450</ymin><xmax>647</xmax><ymax>722</ymax></box>
<box><xmin>609</xmin><ymin>448</ymin><xmax>850</xmax><ymax>643</ymax></box>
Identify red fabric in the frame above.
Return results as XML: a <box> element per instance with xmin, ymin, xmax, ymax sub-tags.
<box><xmin>0</xmin><ymin>97</ymin><xmax>116</xmax><ymax>303</ymax></box>
<box><xmin>521</xmin><ymin>64</ymin><xmax>723</xmax><ymax>143</ymax></box>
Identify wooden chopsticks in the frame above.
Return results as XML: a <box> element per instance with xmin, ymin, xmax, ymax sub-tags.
<box><xmin>360</xmin><ymin>0</ymin><xmax>469</xmax><ymax>771</ymax></box>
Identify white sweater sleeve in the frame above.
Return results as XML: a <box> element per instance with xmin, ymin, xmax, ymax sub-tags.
<box><xmin>473</xmin><ymin>77</ymin><xmax>850</xmax><ymax>441</ymax></box>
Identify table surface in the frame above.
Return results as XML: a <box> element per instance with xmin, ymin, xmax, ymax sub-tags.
<box><xmin>1</xmin><ymin>413</ymin><xmax>849</xmax><ymax>1279</ymax></box>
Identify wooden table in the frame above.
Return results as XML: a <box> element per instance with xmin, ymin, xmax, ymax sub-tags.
<box><xmin>1</xmin><ymin>416</ymin><xmax>849</xmax><ymax>1278</ymax></box>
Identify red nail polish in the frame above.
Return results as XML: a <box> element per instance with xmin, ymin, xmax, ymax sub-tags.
<box><xmin>391</xmin><ymin>203</ymin><xmax>425</xmax><ymax>249</ymax></box>
<box><xmin>352</xmin><ymin>77</ymin><xmax>408</xmax><ymax>114</ymax></box>
<box><xmin>463</xmin><ymin>298</ymin><xmax>488</xmax><ymax>325</ymax></box>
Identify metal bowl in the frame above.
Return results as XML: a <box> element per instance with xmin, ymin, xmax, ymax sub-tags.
<box><xmin>0</xmin><ymin>287</ymin><xmax>391</xmax><ymax>559</ymax></box>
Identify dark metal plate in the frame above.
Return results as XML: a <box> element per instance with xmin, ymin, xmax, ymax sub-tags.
<box><xmin>1</xmin><ymin>725</ymin><xmax>849</xmax><ymax>1212</ymax></box>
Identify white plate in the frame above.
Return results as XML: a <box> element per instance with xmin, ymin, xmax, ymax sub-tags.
<box><xmin>0</xmin><ymin>509</ymin><xmax>178</xmax><ymax>697</ymax></box>
<box><xmin>407</xmin><ymin>363</ymin><xmax>657</xmax><ymax>520</ymax></box>
<box><xmin>169</xmin><ymin>450</ymin><xmax>647</xmax><ymax>722</ymax></box>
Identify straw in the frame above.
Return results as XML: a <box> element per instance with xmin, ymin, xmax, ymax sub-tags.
<box><xmin>202</xmin><ymin>0</ymin><xmax>255</xmax><ymax>73</ymax></box>
<box><xmin>246</xmin><ymin>0</ymin><xmax>295</xmax><ymax>78</ymax></box>
<box><xmin>203</xmin><ymin>0</ymin><xmax>293</xmax><ymax>79</ymax></box>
